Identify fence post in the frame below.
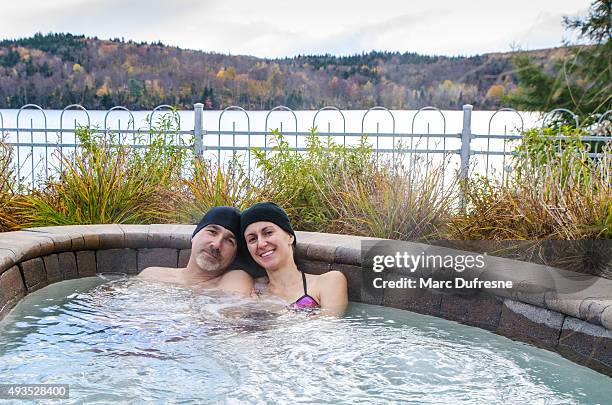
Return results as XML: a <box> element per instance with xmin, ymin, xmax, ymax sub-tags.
<box><xmin>459</xmin><ymin>104</ymin><xmax>473</xmax><ymax>211</ymax></box>
<box><xmin>194</xmin><ymin>103</ymin><xmax>204</xmax><ymax>156</ymax></box>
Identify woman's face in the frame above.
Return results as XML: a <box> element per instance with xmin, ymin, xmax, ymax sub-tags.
<box><xmin>244</xmin><ymin>221</ymin><xmax>294</xmax><ymax>270</ymax></box>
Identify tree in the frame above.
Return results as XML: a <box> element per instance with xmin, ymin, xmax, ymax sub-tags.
<box><xmin>0</xmin><ymin>49</ymin><xmax>20</xmax><ymax>67</ymax></box>
<box><xmin>505</xmin><ymin>0</ymin><xmax>611</xmax><ymax>125</ymax></box>
<box><xmin>486</xmin><ymin>84</ymin><xmax>506</xmax><ymax>101</ymax></box>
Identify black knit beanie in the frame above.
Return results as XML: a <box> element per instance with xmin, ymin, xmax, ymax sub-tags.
<box><xmin>192</xmin><ymin>206</ymin><xmax>241</xmax><ymax>239</ymax></box>
<box><xmin>240</xmin><ymin>202</ymin><xmax>296</xmax><ymax>244</ymax></box>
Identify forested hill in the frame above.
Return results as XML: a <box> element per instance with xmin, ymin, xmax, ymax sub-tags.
<box><xmin>0</xmin><ymin>33</ymin><xmax>567</xmax><ymax>110</ymax></box>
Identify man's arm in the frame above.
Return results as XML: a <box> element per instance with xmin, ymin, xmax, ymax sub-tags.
<box><xmin>217</xmin><ymin>270</ymin><xmax>255</xmax><ymax>296</ymax></box>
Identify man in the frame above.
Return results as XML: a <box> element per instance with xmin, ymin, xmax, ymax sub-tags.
<box><xmin>138</xmin><ymin>206</ymin><xmax>254</xmax><ymax>295</ymax></box>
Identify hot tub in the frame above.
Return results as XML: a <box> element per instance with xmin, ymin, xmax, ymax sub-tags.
<box><xmin>0</xmin><ymin>225</ymin><xmax>610</xmax><ymax>403</ymax></box>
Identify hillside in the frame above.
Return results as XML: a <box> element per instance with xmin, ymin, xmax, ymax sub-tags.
<box><xmin>0</xmin><ymin>33</ymin><xmax>567</xmax><ymax>110</ymax></box>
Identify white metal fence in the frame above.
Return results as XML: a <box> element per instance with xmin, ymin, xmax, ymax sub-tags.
<box><xmin>1</xmin><ymin>103</ymin><xmax>610</xmax><ymax>193</ymax></box>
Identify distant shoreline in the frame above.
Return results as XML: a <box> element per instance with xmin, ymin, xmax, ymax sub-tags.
<box><xmin>0</xmin><ymin>33</ymin><xmax>571</xmax><ymax>111</ymax></box>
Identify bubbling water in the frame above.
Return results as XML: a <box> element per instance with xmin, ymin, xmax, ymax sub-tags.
<box><xmin>0</xmin><ymin>276</ymin><xmax>610</xmax><ymax>404</ymax></box>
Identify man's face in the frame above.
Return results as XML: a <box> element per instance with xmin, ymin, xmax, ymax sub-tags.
<box><xmin>191</xmin><ymin>224</ymin><xmax>237</xmax><ymax>273</ymax></box>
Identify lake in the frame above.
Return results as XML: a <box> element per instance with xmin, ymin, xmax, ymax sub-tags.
<box><xmin>0</xmin><ymin>108</ymin><xmax>541</xmax><ymax>187</ymax></box>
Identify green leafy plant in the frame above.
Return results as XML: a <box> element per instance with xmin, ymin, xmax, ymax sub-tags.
<box><xmin>514</xmin><ymin>126</ymin><xmax>591</xmax><ymax>186</ymax></box>
<box><xmin>17</xmin><ymin>117</ymin><xmax>188</xmax><ymax>226</ymax></box>
<box><xmin>252</xmin><ymin>128</ymin><xmax>375</xmax><ymax>230</ymax></box>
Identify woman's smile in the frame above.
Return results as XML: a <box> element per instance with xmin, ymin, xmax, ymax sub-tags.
<box><xmin>259</xmin><ymin>249</ymin><xmax>275</xmax><ymax>258</ymax></box>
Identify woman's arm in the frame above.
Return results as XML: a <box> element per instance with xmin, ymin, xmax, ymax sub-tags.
<box><xmin>318</xmin><ymin>271</ymin><xmax>349</xmax><ymax>316</ymax></box>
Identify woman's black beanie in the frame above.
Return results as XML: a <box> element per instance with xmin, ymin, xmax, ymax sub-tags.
<box><xmin>192</xmin><ymin>206</ymin><xmax>241</xmax><ymax>239</ymax></box>
<box><xmin>240</xmin><ymin>202</ymin><xmax>296</xmax><ymax>244</ymax></box>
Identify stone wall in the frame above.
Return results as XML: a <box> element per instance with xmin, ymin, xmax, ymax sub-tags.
<box><xmin>0</xmin><ymin>225</ymin><xmax>610</xmax><ymax>376</ymax></box>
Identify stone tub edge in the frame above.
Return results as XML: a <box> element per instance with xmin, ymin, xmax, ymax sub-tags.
<box><xmin>0</xmin><ymin>225</ymin><xmax>610</xmax><ymax>377</ymax></box>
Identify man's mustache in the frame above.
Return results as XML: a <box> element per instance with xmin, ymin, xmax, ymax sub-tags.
<box><xmin>200</xmin><ymin>246</ymin><xmax>221</xmax><ymax>260</ymax></box>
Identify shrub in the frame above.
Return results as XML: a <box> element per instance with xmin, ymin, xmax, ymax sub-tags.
<box><xmin>252</xmin><ymin>129</ymin><xmax>376</xmax><ymax>231</ymax></box>
<box><xmin>181</xmin><ymin>156</ymin><xmax>257</xmax><ymax>223</ymax></box>
<box><xmin>449</xmin><ymin>126</ymin><xmax>612</xmax><ymax>239</ymax></box>
<box><xmin>16</xmin><ymin>117</ymin><xmax>188</xmax><ymax>226</ymax></box>
<box><xmin>252</xmin><ymin>130</ymin><xmax>454</xmax><ymax>238</ymax></box>
<box><xmin>318</xmin><ymin>154</ymin><xmax>455</xmax><ymax>240</ymax></box>
<box><xmin>0</xmin><ymin>140</ymin><xmax>19</xmax><ymax>231</ymax></box>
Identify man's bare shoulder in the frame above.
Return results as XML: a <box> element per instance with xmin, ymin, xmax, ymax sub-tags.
<box><xmin>217</xmin><ymin>269</ymin><xmax>254</xmax><ymax>295</ymax></box>
<box><xmin>138</xmin><ymin>266</ymin><xmax>183</xmax><ymax>282</ymax></box>
<box><xmin>219</xmin><ymin>269</ymin><xmax>254</xmax><ymax>286</ymax></box>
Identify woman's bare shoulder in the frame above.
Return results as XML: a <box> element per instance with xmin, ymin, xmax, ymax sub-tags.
<box><xmin>319</xmin><ymin>270</ymin><xmax>348</xmax><ymax>285</ymax></box>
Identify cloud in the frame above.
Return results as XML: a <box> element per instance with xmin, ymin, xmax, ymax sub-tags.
<box><xmin>0</xmin><ymin>0</ymin><xmax>592</xmax><ymax>57</ymax></box>
<box><xmin>185</xmin><ymin>20</ymin><xmax>304</xmax><ymax>56</ymax></box>
<box><xmin>518</xmin><ymin>11</ymin><xmax>579</xmax><ymax>48</ymax></box>
<box><xmin>1</xmin><ymin>0</ymin><xmax>210</xmax><ymax>43</ymax></box>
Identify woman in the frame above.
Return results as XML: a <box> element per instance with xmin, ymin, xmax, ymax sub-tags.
<box><xmin>241</xmin><ymin>202</ymin><xmax>348</xmax><ymax>316</ymax></box>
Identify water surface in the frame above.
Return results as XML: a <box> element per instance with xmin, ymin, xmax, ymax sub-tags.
<box><xmin>0</xmin><ymin>276</ymin><xmax>609</xmax><ymax>404</ymax></box>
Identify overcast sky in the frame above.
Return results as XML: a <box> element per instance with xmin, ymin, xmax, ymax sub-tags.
<box><xmin>0</xmin><ymin>0</ymin><xmax>592</xmax><ymax>58</ymax></box>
